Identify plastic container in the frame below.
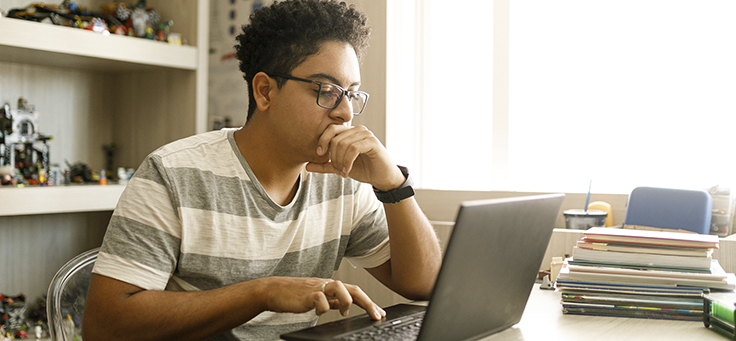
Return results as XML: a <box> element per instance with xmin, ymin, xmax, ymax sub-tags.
<box><xmin>550</xmin><ymin>257</ymin><xmax>564</xmax><ymax>283</ymax></box>
<box><xmin>587</xmin><ymin>201</ymin><xmax>613</xmax><ymax>227</ymax></box>
<box><xmin>563</xmin><ymin>209</ymin><xmax>607</xmax><ymax>230</ymax></box>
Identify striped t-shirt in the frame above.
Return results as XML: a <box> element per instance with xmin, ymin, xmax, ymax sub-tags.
<box><xmin>93</xmin><ymin>128</ymin><xmax>391</xmax><ymax>340</ymax></box>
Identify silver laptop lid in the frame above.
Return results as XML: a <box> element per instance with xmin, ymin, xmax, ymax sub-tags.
<box><xmin>418</xmin><ymin>193</ymin><xmax>564</xmax><ymax>341</ymax></box>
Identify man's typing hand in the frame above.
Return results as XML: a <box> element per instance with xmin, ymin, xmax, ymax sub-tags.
<box><xmin>261</xmin><ymin>277</ymin><xmax>386</xmax><ymax>320</ymax></box>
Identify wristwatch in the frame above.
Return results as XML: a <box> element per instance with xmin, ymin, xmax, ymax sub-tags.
<box><xmin>373</xmin><ymin>166</ymin><xmax>415</xmax><ymax>203</ymax></box>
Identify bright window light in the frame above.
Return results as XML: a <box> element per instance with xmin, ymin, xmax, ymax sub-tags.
<box><xmin>387</xmin><ymin>0</ymin><xmax>494</xmax><ymax>190</ymax></box>
<box><xmin>388</xmin><ymin>0</ymin><xmax>736</xmax><ymax>194</ymax></box>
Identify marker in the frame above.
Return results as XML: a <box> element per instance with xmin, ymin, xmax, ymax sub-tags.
<box><xmin>584</xmin><ymin>180</ymin><xmax>592</xmax><ymax>212</ymax></box>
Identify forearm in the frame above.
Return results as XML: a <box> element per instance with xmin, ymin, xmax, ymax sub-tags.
<box><xmin>382</xmin><ymin>197</ymin><xmax>442</xmax><ymax>299</ymax></box>
<box><xmin>83</xmin><ymin>275</ymin><xmax>268</xmax><ymax>341</ymax></box>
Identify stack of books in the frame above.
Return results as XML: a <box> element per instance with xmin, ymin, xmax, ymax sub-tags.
<box><xmin>556</xmin><ymin>227</ymin><xmax>736</xmax><ymax>321</ymax></box>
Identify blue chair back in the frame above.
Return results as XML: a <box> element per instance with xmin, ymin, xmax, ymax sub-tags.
<box><xmin>624</xmin><ymin>186</ymin><xmax>712</xmax><ymax>234</ymax></box>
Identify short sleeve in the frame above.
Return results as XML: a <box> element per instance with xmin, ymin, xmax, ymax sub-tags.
<box><xmin>92</xmin><ymin>155</ymin><xmax>181</xmax><ymax>290</ymax></box>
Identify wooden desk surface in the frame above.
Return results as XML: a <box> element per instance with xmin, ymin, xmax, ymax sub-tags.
<box><xmin>481</xmin><ymin>284</ymin><xmax>724</xmax><ymax>340</ymax></box>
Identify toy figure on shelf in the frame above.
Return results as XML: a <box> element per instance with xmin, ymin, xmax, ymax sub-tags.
<box><xmin>130</xmin><ymin>2</ymin><xmax>148</xmax><ymax>37</ymax></box>
<box><xmin>101</xmin><ymin>1</ymin><xmax>169</xmax><ymax>40</ymax></box>
<box><xmin>102</xmin><ymin>143</ymin><xmax>116</xmax><ymax>180</ymax></box>
<box><xmin>0</xmin><ymin>98</ymin><xmax>53</xmax><ymax>186</ymax></box>
<box><xmin>87</xmin><ymin>17</ymin><xmax>109</xmax><ymax>34</ymax></box>
<box><xmin>27</xmin><ymin>296</ymin><xmax>48</xmax><ymax>334</ymax></box>
<box><xmin>0</xmin><ymin>294</ymin><xmax>30</xmax><ymax>338</ymax></box>
<box><xmin>65</xmin><ymin>160</ymin><xmax>92</xmax><ymax>183</ymax></box>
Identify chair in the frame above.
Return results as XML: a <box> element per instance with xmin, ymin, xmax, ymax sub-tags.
<box><xmin>624</xmin><ymin>186</ymin><xmax>713</xmax><ymax>234</ymax></box>
<box><xmin>46</xmin><ymin>248</ymin><xmax>99</xmax><ymax>341</ymax></box>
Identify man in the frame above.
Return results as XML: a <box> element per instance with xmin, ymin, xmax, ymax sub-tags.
<box><xmin>82</xmin><ymin>1</ymin><xmax>442</xmax><ymax>340</ymax></box>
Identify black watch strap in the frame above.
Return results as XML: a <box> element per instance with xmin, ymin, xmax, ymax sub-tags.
<box><xmin>373</xmin><ymin>166</ymin><xmax>415</xmax><ymax>204</ymax></box>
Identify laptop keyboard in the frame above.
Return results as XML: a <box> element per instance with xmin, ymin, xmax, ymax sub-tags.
<box><xmin>337</xmin><ymin>312</ymin><xmax>425</xmax><ymax>340</ymax></box>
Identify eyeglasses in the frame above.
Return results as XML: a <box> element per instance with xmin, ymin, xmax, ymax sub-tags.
<box><xmin>267</xmin><ymin>73</ymin><xmax>369</xmax><ymax>115</ymax></box>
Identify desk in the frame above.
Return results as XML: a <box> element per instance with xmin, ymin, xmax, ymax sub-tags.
<box><xmin>481</xmin><ymin>284</ymin><xmax>724</xmax><ymax>340</ymax></box>
<box><xmin>327</xmin><ymin>226</ymin><xmax>733</xmax><ymax>340</ymax></box>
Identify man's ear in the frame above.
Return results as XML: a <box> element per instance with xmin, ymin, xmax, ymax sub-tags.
<box><xmin>252</xmin><ymin>72</ymin><xmax>275</xmax><ymax>112</ymax></box>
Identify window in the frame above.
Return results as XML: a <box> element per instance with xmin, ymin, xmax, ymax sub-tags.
<box><xmin>387</xmin><ymin>0</ymin><xmax>494</xmax><ymax>191</ymax></box>
<box><xmin>387</xmin><ymin>0</ymin><xmax>736</xmax><ymax>194</ymax></box>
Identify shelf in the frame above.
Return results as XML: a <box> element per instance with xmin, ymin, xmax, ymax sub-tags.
<box><xmin>0</xmin><ymin>184</ymin><xmax>125</xmax><ymax>216</ymax></box>
<box><xmin>0</xmin><ymin>16</ymin><xmax>198</xmax><ymax>71</ymax></box>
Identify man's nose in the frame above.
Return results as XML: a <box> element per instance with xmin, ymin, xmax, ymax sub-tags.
<box><xmin>329</xmin><ymin>95</ymin><xmax>354</xmax><ymax>123</ymax></box>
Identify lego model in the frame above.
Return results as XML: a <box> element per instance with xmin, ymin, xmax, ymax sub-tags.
<box><xmin>0</xmin><ymin>98</ymin><xmax>53</xmax><ymax>185</ymax></box>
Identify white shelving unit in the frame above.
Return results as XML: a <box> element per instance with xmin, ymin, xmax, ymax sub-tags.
<box><xmin>0</xmin><ymin>0</ymin><xmax>209</xmax><ymax>303</ymax></box>
<box><xmin>0</xmin><ymin>183</ymin><xmax>126</xmax><ymax>216</ymax></box>
<box><xmin>0</xmin><ymin>17</ymin><xmax>198</xmax><ymax>71</ymax></box>
<box><xmin>0</xmin><ymin>0</ymin><xmax>209</xmax><ymax>216</ymax></box>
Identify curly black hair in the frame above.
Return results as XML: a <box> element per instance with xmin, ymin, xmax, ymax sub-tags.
<box><xmin>235</xmin><ymin>0</ymin><xmax>371</xmax><ymax>121</ymax></box>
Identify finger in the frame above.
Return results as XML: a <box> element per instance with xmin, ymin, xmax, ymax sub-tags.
<box><xmin>312</xmin><ymin>291</ymin><xmax>331</xmax><ymax>316</ymax></box>
<box><xmin>328</xmin><ymin>129</ymin><xmax>375</xmax><ymax>175</ymax></box>
<box><xmin>317</xmin><ymin>124</ymin><xmax>351</xmax><ymax>156</ymax></box>
<box><xmin>311</xmin><ymin>279</ymin><xmax>334</xmax><ymax>316</ymax></box>
<box><xmin>338</xmin><ymin>139</ymin><xmax>372</xmax><ymax>176</ymax></box>
<box><xmin>344</xmin><ymin>284</ymin><xmax>386</xmax><ymax>320</ymax></box>
<box><xmin>305</xmin><ymin>161</ymin><xmax>336</xmax><ymax>174</ymax></box>
<box><xmin>323</xmin><ymin>280</ymin><xmax>353</xmax><ymax>316</ymax></box>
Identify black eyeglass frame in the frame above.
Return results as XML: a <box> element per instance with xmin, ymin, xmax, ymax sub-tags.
<box><xmin>267</xmin><ymin>72</ymin><xmax>370</xmax><ymax>115</ymax></box>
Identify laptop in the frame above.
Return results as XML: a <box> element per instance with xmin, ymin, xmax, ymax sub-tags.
<box><xmin>281</xmin><ymin>193</ymin><xmax>565</xmax><ymax>341</ymax></box>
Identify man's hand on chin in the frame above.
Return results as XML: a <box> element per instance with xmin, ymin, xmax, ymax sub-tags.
<box><xmin>306</xmin><ymin>125</ymin><xmax>403</xmax><ymax>189</ymax></box>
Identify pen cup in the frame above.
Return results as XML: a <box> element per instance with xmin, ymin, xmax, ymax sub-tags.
<box><xmin>563</xmin><ymin>209</ymin><xmax>608</xmax><ymax>230</ymax></box>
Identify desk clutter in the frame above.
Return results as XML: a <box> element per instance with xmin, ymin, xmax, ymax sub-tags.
<box><xmin>555</xmin><ymin>227</ymin><xmax>736</xmax><ymax>323</ymax></box>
